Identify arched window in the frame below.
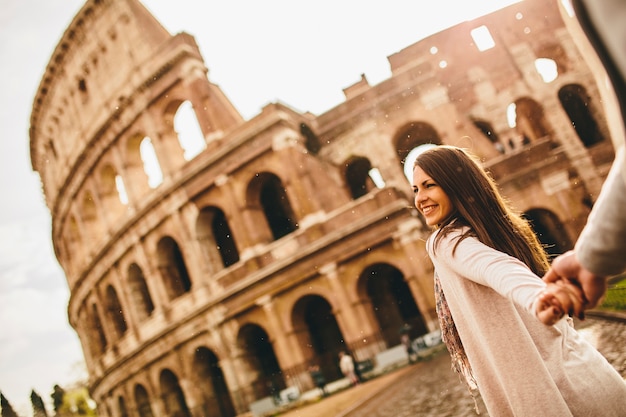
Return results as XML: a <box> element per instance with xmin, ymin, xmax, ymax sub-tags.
<box><xmin>394</xmin><ymin>122</ymin><xmax>442</xmax><ymax>182</ymax></box>
<box><xmin>81</xmin><ymin>190</ymin><xmax>105</xmax><ymax>242</ymax></box>
<box><xmin>160</xmin><ymin>369</ymin><xmax>191</xmax><ymax>417</ymax></box>
<box><xmin>524</xmin><ymin>208</ymin><xmax>573</xmax><ymax>259</ymax></box>
<box><xmin>128</xmin><ymin>263</ymin><xmax>155</xmax><ymax>320</ymax></box>
<box><xmin>558</xmin><ymin>84</ymin><xmax>605</xmax><ymax>147</ymax></box>
<box><xmin>507</xmin><ymin>97</ymin><xmax>551</xmax><ymax>146</ymax></box>
<box><xmin>140</xmin><ymin>137</ymin><xmax>163</xmax><ymax>188</ymax></box>
<box><xmin>345</xmin><ymin>156</ymin><xmax>374</xmax><ymax>199</ymax></box>
<box><xmin>196</xmin><ymin>207</ymin><xmax>239</xmax><ymax>270</ymax></box>
<box><xmin>291</xmin><ymin>295</ymin><xmax>346</xmax><ymax>382</ymax></box>
<box><xmin>89</xmin><ymin>303</ymin><xmax>107</xmax><ymax>356</ymax></box>
<box><xmin>535</xmin><ymin>58</ymin><xmax>558</xmax><ymax>83</ymax></box>
<box><xmin>252</xmin><ymin>174</ymin><xmax>298</xmax><ymax>240</ymax></box>
<box><xmin>105</xmin><ymin>285</ymin><xmax>127</xmax><ymax>338</ymax></box>
<box><xmin>134</xmin><ymin>384</ymin><xmax>155</xmax><ymax>417</ymax></box>
<box><xmin>193</xmin><ymin>347</ymin><xmax>236</xmax><ymax>416</ymax></box>
<box><xmin>402</xmin><ymin>144</ymin><xmax>438</xmax><ymax>183</ymax></box>
<box><xmin>126</xmin><ymin>134</ymin><xmax>156</xmax><ymax>197</ymax></box>
<box><xmin>174</xmin><ymin>100</ymin><xmax>206</xmax><ymax>160</ymax></box>
<box><xmin>156</xmin><ymin>236</ymin><xmax>192</xmax><ymax>299</ymax></box>
<box><xmin>100</xmin><ymin>164</ymin><xmax>126</xmax><ymax>220</ymax></box>
<box><xmin>473</xmin><ymin>119</ymin><xmax>504</xmax><ymax>153</ymax></box>
<box><xmin>360</xmin><ymin>263</ymin><xmax>426</xmax><ymax>347</ymax></box>
<box><xmin>118</xmin><ymin>396</ymin><xmax>129</xmax><ymax>417</ymax></box>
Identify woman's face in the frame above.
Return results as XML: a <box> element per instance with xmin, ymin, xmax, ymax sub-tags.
<box><xmin>412</xmin><ymin>165</ymin><xmax>455</xmax><ymax>226</ymax></box>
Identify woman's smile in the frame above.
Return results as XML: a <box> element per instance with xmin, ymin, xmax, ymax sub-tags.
<box><xmin>412</xmin><ymin>166</ymin><xmax>454</xmax><ymax>226</ymax></box>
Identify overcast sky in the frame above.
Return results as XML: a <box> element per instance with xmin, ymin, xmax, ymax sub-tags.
<box><xmin>0</xmin><ymin>0</ymin><xmax>518</xmax><ymax>414</ymax></box>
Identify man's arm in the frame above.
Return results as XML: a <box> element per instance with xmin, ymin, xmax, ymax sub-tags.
<box><xmin>544</xmin><ymin>148</ymin><xmax>626</xmax><ymax>308</ymax></box>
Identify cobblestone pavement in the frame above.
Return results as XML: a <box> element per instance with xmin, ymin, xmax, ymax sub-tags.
<box><xmin>343</xmin><ymin>316</ymin><xmax>626</xmax><ymax>417</ymax></box>
<box><xmin>279</xmin><ymin>316</ymin><xmax>626</xmax><ymax>417</ymax></box>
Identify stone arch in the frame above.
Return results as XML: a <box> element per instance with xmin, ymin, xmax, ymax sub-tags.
<box><xmin>196</xmin><ymin>206</ymin><xmax>239</xmax><ymax>271</ymax></box>
<box><xmin>558</xmin><ymin>84</ymin><xmax>605</xmax><ymax>147</ymax></box>
<box><xmin>124</xmin><ymin>133</ymin><xmax>153</xmax><ymax>197</ymax></box>
<box><xmin>510</xmin><ymin>97</ymin><xmax>551</xmax><ymax>145</ymax></box>
<box><xmin>393</xmin><ymin>121</ymin><xmax>442</xmax><ymax>166</ymax></box>
<box><xmin>535</xmin><ymin>42</ymin><xmax>569</xmax><ymax>75</ymax></box>
<box><xmin>117</xmin><ymin>396</ymin><xmax>129</xmax><ymax>417</ymax></box>
<box><xmin>472</xmin><ymin>119</ymin><xmax>504</xmax><ymax>153</ymax></box>
<box><xmin>89</xmin><ymin>302</ymin><xmax>107</xmax><ymax>356</ymax></box>
<box><xmin>81</xmin><ymin>189</ymin><xmax>104</xmax><ymax>243</ymax></box>
<box><xmin>524</xmin><ymin>208</ymin><xmax>573</xmax><ymax>259</ymax></box>
<box><xmin>247</xmin><ymin>172</ymin><xmax>298</xmax><ymax>241</ymax></box>
<box><xmin>236</xmin><ymin>324</ymin><xmax>284</xmax><ymax>401</ymax></box>
<box><xmin>534</xmin><ymin>58</ymin><xmax>559</xmax><ymax>83</ymax></box>
<box><xmin>174</xmin><ymin>100</ymin><xmax>206</xmax><ymax>160</ymax></box>
<box><xmin>157</xmin><ymin>99</ymin><xmax>192</xmax><ymax>170</ymax></box>
<box><xmin>139</xmin><ymin>136</ymin><xmax>164</xmax><ymax>189</ymax></box>
<box><xmin>401</xmin><ymin>143</ymin><xmax>439</xmax><ymax>183</ymax></box>
<box><xmin>344</xmin><ymin>156</ymin><xmax>375</xmax><ymax>200</ymax></box>
<box><xmin>156</xmin><ymin>236</ymin><xmax>192</xmax><ymax>300</ymax></box>
<box><xmin>358</xmin><ymin>262</ymin><xmax>427</xmax><ymax>347</ymax></box>
<box><xmin>99</xmin><ymin>163</ymin><xmax>126</xmax><ymax>219</ymax></box>
<box><xmin>192</xmin><ymin>346</ymin><xmax>236</xmax><ymax>417</ymax></box>
<box><xmin>128</xmin><ymin>263</ymin><xmax>154</xmax><ymax>321</ymax></box>
<box><xmin>291</xmin><ymin>294</ymin><xmax>345</xmax><ymax>382</ymax></box>
<box><xmin>159</xmin><ymin>369</ymin><xmax>191</xmax><ymax>417</ymax></box>
<box><xmin>134</xmin><ymin>384</ymin><xmax>155</xmax><ymax>417</ymax></box>
<box><xmin>63</xmin><ymin>214</ymin><xmax>83</xmax><ymax>266</ymax></box>
<box><xmin>104</xmin><ymin>284</ymin><xmax>127</xmax><ymax>340</ymax></box>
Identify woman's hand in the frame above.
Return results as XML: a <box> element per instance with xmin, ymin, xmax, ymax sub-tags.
<box><xmin>535</xmin><ymin>280</ymin><xmax>586</xmax><ymax>325</ymax></box>
<box><xmin>543</xmin><ymin>251</ymin><xmax>606</xmax><ymax>309</ymax></box>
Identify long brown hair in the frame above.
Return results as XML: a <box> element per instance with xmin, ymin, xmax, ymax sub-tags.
<box><xmin>414</xmin><ymin>145</ymin><xmax>549</xmax><ymax>275</ymax></box>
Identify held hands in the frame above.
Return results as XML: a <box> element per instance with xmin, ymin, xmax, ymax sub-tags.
<box><xmin>535</xmin><ymin>279</ymin><xmax>586</xmax><ymax>326</ymax></box>
<box><xmin>543</xmin><ymin>250</ymin><xmax>608</xmax><ymax>310</ymax></box>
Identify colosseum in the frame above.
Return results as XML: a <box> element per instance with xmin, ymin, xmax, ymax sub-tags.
<box><xmin>29</xmin><ymin>0</ymin><xmax>619</xmax><ymax>416</ymax></box>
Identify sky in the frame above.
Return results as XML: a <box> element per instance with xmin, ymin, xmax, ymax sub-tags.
<box><xmin>0</xmin><ymin>0</ymin><xmax>519</xmax><ymax>415</ymax></box>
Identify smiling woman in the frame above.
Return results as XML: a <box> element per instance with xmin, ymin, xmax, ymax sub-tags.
<box><xmin>414</xmin><ymin>145</ymin><xmax>626</xmax><ymax>415</ymax></box>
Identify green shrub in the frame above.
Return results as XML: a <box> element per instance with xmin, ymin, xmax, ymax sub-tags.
<box><xmin>599</xmin><ymin>276</ymin><xmax>626</xmax><ymax>311</ymax></box>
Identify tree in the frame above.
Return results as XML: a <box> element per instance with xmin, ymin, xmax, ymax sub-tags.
<box><xmin>51</xmin><ymin>385</ymin><xmax>65</xmax><ymax>416</ymax></box>
<box><xmin>51</xmin><ymin>386</ymin><xmax>97</xmax><ymax>417</ymax></box>
<box><xmin>31</xmin><ymin>390</ymin><xmax>48</xmax><ymax>417</ymax></box>
<box><xmin>0</xmin><ymin>392</ymin><xmax>20</xmax><ymax>417</ymax></box>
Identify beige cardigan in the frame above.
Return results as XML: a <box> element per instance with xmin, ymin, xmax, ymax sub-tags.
<box><xmin>427</xmin><ymin>228</ymin><xmax>626</xmax><ymax>416</ymax></box>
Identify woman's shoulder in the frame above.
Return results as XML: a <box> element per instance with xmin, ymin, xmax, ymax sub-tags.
<box><xmin>427</xmin><ymin>226</ymin><xmax>471</xmax><ymax>253</ymax></box>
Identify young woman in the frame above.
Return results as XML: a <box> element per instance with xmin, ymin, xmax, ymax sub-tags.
<box><xmin>412</xmin><ymin>145</ymin><xmax>626</xmax><ymax>416</ymax></box>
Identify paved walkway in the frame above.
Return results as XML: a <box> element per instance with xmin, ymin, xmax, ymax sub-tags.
<box><xmin>276</xmin><ymin>363</ymin><xmax>419</xmax><ymax>417</ymax></box>
<box><xmin>274</xmin><ymin>315</ymin><xmax>626</xmax><ymax>417</ymax></box>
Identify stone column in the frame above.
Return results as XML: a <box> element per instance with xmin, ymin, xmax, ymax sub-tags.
<box><xmin>135</xmin><ymin>241</ymin><xmax>168</xmax><ymax>312</ymax></box>
<box><xmin>320</xmin><ymin>262</ymin><xmax>377</xmax><ymax>358</ymax></box>
<box><xmin>395</xmin><ymin>224</ymin><xmax>439</xmax><ymax>331</ymax></box>
<box><xmin>109</xmin><ymin>262</ymin><xmax>139</xmax><ymax>337</ymax></box>
<box><xmin>256</xmin><ymin>295</ymin><xmax>296</xmax><ymax>370</ymax></box>
<box><xmin>177</xmin><ymin>376</ymin><xmax>202</xmax><ymax>417</ymax></box>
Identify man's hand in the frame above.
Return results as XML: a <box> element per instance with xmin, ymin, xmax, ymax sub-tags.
<box><xmin>536</xmin><ymin>280</ymin><xmax>586</xmax><ymax>325</ymax></box>
<box><xmin>543</xmin><ymin>251</ymin><xmax>608</xmax><ymax>310</ymax></box>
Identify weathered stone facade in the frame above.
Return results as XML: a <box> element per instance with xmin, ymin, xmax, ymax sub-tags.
<box><xmin>29</xmin><ymin>0</ymin><xmax>617</xmax><ymax>416</ymax></box>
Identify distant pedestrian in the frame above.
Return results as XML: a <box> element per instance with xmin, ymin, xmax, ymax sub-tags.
<box><xmin>400</xmin><ymin>324</ymin><xmax>417</xmax><ymax>363</ymax></box>
<box><xmin>400</xmin><ymin>332</ymin><xmax>416</xmax><ymax>363</ymax></box>
<box><xmin>338</xmin><ymin>351</ymin><xmax>359</xmax><ymax>386</ymax></box>
<box><xmin>309</xmin><ymin>364</ymin><xmax>327</xmax><ymax>397</ymax></box>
